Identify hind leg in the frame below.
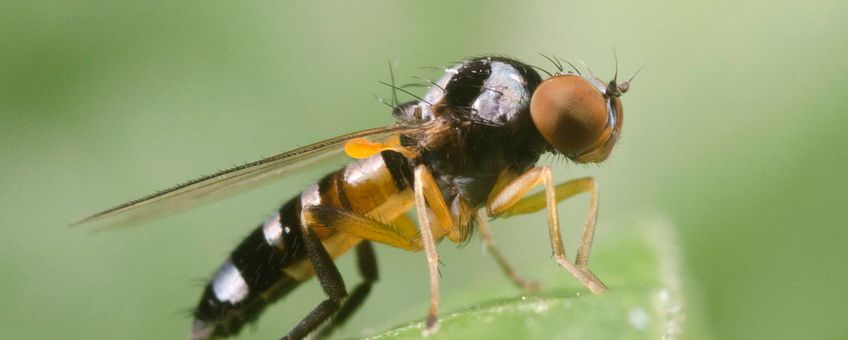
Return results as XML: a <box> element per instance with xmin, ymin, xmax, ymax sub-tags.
<box><xmin>317</xmin><ymin>241</ymin><xmax>379</xmax><ymax>338</ymax></box>
<box><xmin>282</xmin><ymin>222</ymin><xmax>348</xmax><ymax>340</ymax></box>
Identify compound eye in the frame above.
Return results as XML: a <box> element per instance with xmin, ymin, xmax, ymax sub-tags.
<box><xmin>530</xmin><ymin>75</ymin><xmax>611</xmax><ymax>160</ymax></box>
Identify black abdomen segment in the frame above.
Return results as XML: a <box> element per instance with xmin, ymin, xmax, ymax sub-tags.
<box><xmin>191</xmin><ymin>198</ymin><xmax>309</xmax><ymax>339</ymax></box>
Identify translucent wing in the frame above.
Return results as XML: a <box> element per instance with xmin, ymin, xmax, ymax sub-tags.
<box><xmin>74</xmin><ymin>125</ymin><xmax>417</xmax><ymax>228</ymax></box>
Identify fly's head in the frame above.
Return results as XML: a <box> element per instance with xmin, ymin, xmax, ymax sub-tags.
<box><xmin>529</xmin><ymin>70</ymin><xmax>631</xmax><ymax>164</ymax></box>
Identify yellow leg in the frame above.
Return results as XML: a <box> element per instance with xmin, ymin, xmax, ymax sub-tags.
<box><xmin>477</xmin><ymin>210</ymin><xmax>539</xmax><ymax>291</ymax></box>
<box><xmin>487</xmin><ymin>167</ymin><xmax>607</xmax><ymax>294</ymax></box>
<box><xmin>413</xmin><ymin>165</ymin><xmax>448</xmax><ymax>334</ymax></box>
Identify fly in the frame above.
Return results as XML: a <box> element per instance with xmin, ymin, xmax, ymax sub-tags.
<box><xmin>75</xmin><ymin>55</ymin><xmax>634</xmax><ymax>339</ymax></box>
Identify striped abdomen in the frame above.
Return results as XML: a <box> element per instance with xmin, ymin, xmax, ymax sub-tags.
<box><xmin>191</xmin><ymin>151</ymin><xmax>413</xmax><ymax>339</ymax></box>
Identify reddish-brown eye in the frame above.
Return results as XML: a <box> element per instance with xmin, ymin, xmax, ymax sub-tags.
<box><xmin>530</xmin><ymin>75</ymin><xmax>612</xmax><ymax>161</ymax></box>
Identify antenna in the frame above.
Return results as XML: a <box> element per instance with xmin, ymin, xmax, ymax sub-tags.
<box><xmin>619</xmin><ymin>50</ymin><xmax>656</xmax><ymax>94</ymax></box>
<box><xmin>606</xmin><ymin>47</ymin><xmax>622</xmax><ymax>97</ymax></box>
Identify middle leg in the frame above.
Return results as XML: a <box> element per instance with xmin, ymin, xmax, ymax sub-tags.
<box><xmin>477</xmin><ymin>210</ymin><xmax>539</xmax><ymax>291</ymax></box>
<box><xmin>413</xmin><ymin>164</ymin><xmax>452</xmax><ymax>334</ymax></box>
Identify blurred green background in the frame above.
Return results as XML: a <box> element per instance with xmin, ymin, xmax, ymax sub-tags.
<box><xmin>2</xmin><ymin>1</ymin><xmax>846</xmax><ymax>339</ymax></box>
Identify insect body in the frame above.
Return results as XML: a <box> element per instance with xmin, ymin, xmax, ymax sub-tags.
<box><xmin>77</xmin><ymin>56</ymin><xmax>630</xmax><ymax>339</ymax></box>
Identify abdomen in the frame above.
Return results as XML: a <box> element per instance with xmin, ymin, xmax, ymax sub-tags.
<box><xmin>191</xmin><ymin>151</ymin><xmax>413</xmax><ymax>339</ymax></box>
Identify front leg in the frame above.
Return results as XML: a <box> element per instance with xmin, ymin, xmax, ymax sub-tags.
<box><xmin>487</xmin><ymin>167</ymin><xmax>608</xmax><ymax>294</ymax></box>
<box><xmin>477</xmin><ymin>210</ymin><xmax>539</xmax><ymax>291</ymax></box>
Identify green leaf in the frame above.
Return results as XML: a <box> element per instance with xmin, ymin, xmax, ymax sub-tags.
<box><xmin>367</xmin><ymin>219</ymin><xmax>706</xmax><ymax>339</ymax></box>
